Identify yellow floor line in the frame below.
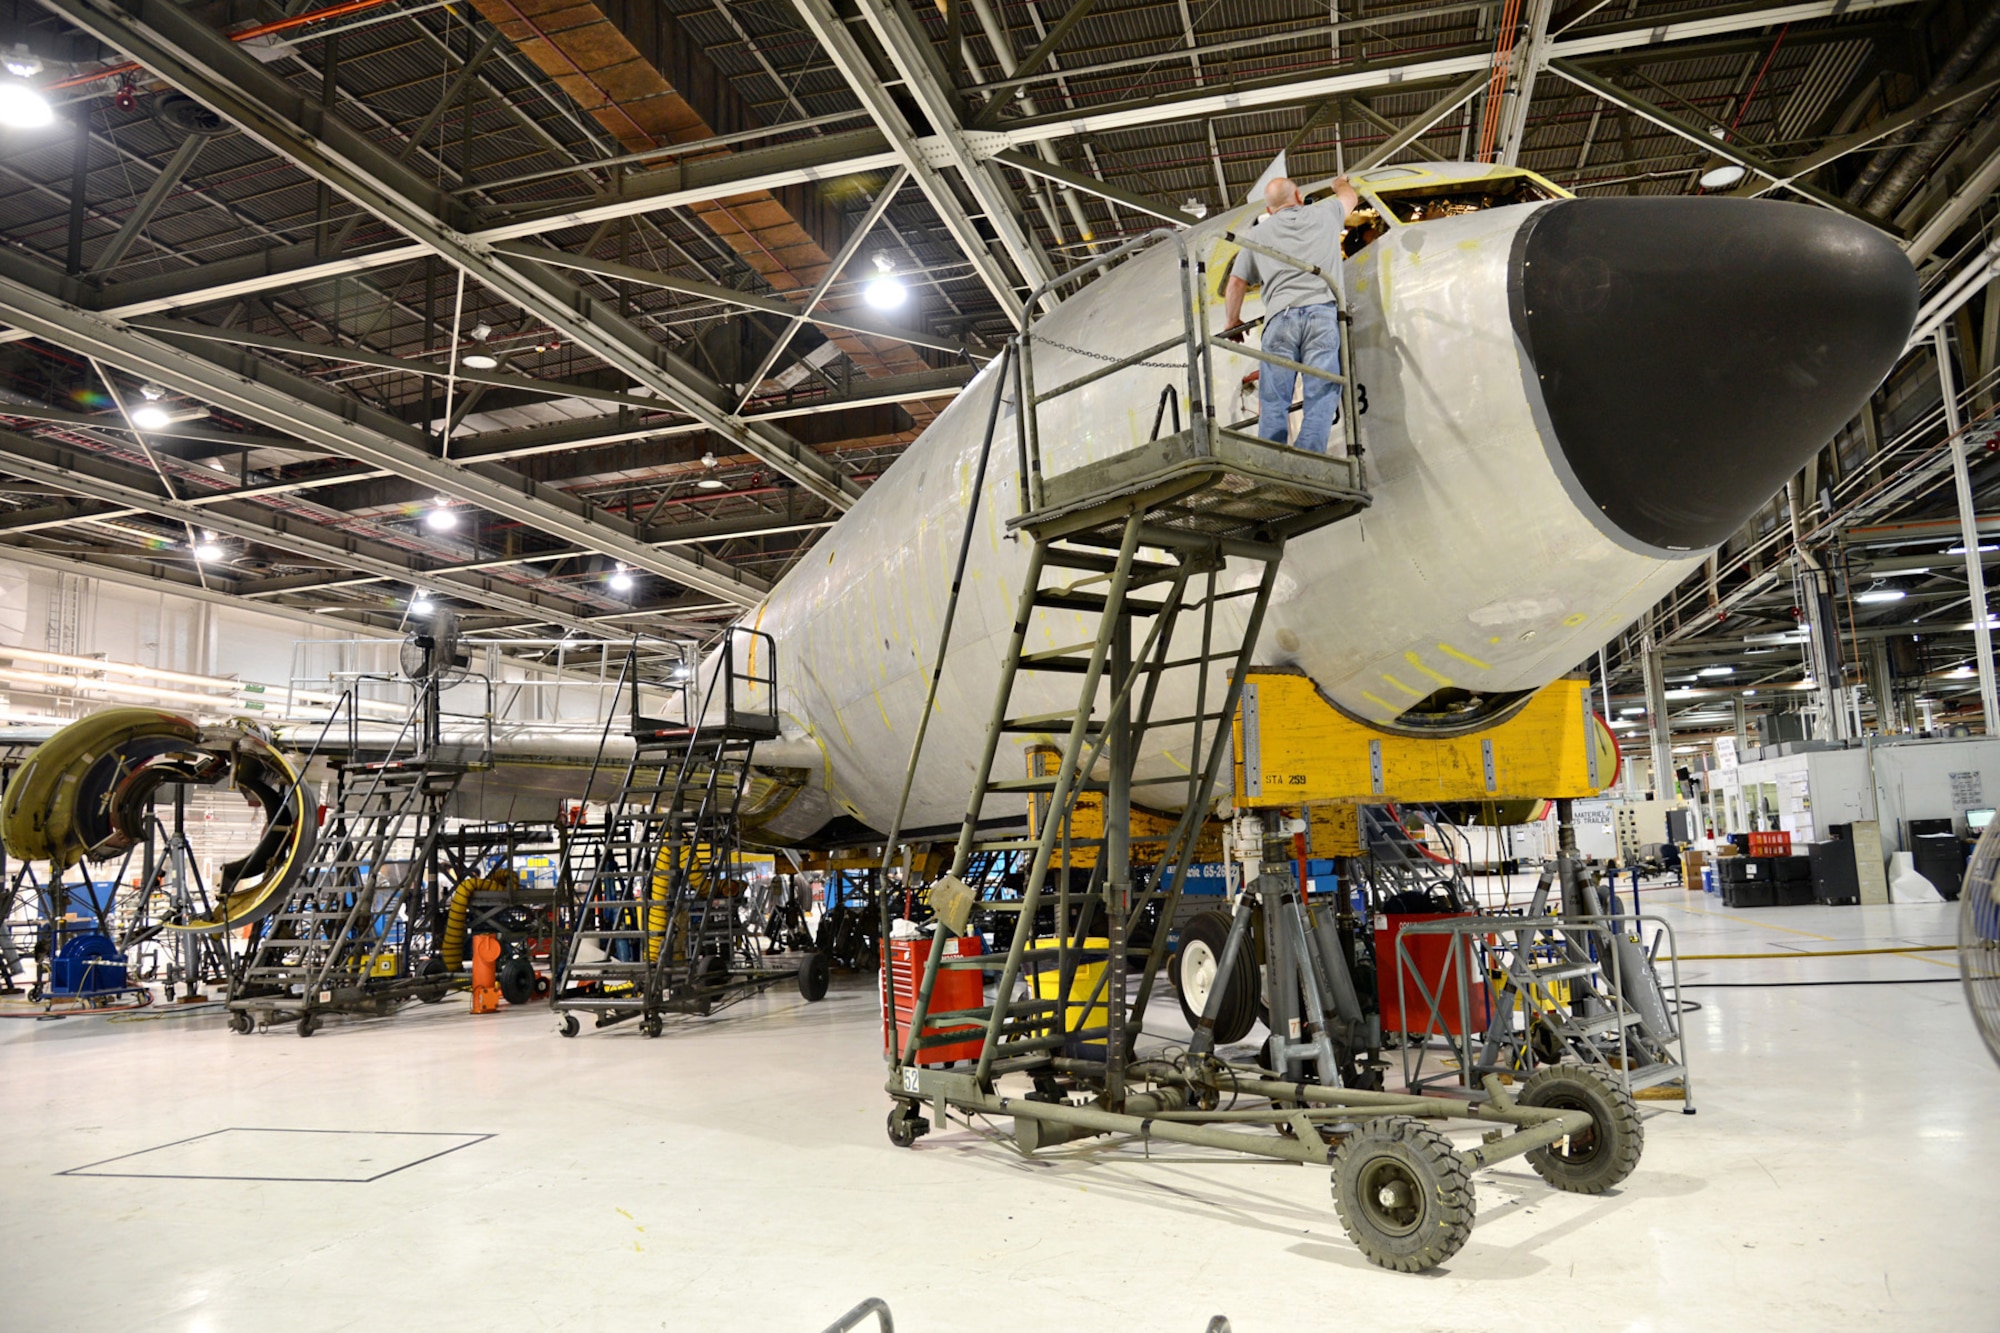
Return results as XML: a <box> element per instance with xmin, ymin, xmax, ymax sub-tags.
<box><xmin>1681</xmin><ymin>945</ymin><xmax>1958</xmax><ymax>960</ymax></box>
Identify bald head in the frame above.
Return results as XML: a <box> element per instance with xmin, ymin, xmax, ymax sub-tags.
<box><xmin>1263</xmin><ymin>176</ymin><xmax>1304</xmax><ymax>213</ymax></box>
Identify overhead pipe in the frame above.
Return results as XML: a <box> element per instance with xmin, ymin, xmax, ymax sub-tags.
<box><xmin>964</xmin><ymin>0</ymin><xmax>1099</xmax><ymax>253</ymax></box>
<box><xmin>1845</xmin><ymin>4</ymin><xmax>2000</xmax><ymax>210</ymax></box>
<box><xmin>48</xmin><ymin>0</ymin><xmax>412</xmax><ymax>90</ymax></box>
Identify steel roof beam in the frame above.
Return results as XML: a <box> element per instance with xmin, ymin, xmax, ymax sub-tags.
<box><xmin>494</xmin><ymin>242</ymin><xmax>976</xmax><ymax>358</ymax></box>
<box><xmin>793</xmin><ymin>0</ymin><xmax>1033</xmax><ymax>327</ymax></box>
<box><xmin>0</xmin><ymin>427</ymin><xmax>618</xmax><ymax>631</ymax></box>
<box><xmin>1544</xmin><ymin>59</ymin><xmax>1895</xmax><ymax>231</ymax></box>
<box><xmin>23</xmin><ymin>0</ymin><xmax>1914</xmax><ymax>333</ymax></box>
<box><xmin>852</xmin><ymin>0</ymin><xmax>1058</xmax><ymax>307</ymax></box>
<box><xmin>0</xmin><ymin>262</ymin><xmax>769</xmax><ymax>605</ymax></box>
<box><xmin>40</xmin><ymin>0</ymin><xmax>862</xmax><ymax>517</ymax></box>
<box><xmin>977</xmin><ymin>0</ymin><xmax>1921</xmax><ymax>152</ymax></box>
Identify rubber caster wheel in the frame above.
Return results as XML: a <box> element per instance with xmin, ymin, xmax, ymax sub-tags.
<box><xmin>886</xmin><ymin>1104</ymin><xmax>930</xmax><ymax>1149</ymax></box>
<box><xmin>640</xmin><ymin>1014</ymin><xmax>663</xmax><ymax>1039</ymax></box>
<box><xmin>1330</xmin><ymin>1115</ymin><xmax>1474</xmax><ymax>1272</ymax></box>
<box><xmin>797</xmin><ymin>951</ymin><xmax>830</xmax><ymax>1002</ymax></box>
<box><xmin>229</xmin><ymin>1010</ymin><xmax>255</xmax><ymax>1035</ymax></box>
<box><xmin>1516</xmin><ymin>1064</ymin><xmax>1645</xmax><ymax>1194</ymax></box>
<box><xmin>296</xmin><ymin>1014</ymin><xmax>320</xmax><ymax>1038</ymax></box>
<box><xmin>559</xmin><ymin>1014</ymin><xmax>580</xmax><ymax>1038</ymax></box>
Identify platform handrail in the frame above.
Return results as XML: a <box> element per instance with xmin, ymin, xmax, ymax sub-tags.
<box><xmin>1016</xmin><ymin>223</ymin><xmax>1366</xmax><ymax>518</ymax></box>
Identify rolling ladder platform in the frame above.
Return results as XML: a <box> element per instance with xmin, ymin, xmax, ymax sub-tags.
<box><xmin>887</xmin><ymin>222</ymin><xmax>1372</xmax><ymax>1132</ymax></box>
<box><xmin>226</xmin><ymin>664</ymin><xmax>489</xmax><ymax>1037</ymax></box>
<box><xmin>879</xmin><ymin>229</ymin><xmax>1649</xmax><ymax>1276</ymax></box>
<box><xmin>553</xmin><ymin>630</ymin><xmax>825</xmax><ymax>1038</ymax></box>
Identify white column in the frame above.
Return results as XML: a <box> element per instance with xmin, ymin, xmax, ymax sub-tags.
<box><xmin>1938</xmin><ymin>327</ymin><xmax>2000</xmax><ymax>729</ymax></box>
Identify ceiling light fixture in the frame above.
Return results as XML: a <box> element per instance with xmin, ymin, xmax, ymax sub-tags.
<box><xmin>191</xmin><ymin>534</ymin><xmax>225</xmax><ymax>562</ymax></box>
<box><xmin>0</xmin><ymin>77</ymin><xmax>53</xmax><ymax>131</ymax></box>
<box><xmin>410</xmin><ymin>590</ymin><xmax>434</xmax><ymax>615</ymax></box>
<box><xmin>608</xmin><ymin>563</ymin><xmax>634</xmax><ymax>593</ymax></box>
<box><xmin>425</xmin><ymin>496</ymin><xmax>459</xmax><ymax>531</ymax></box>
<box><xmin>461</xmin><ymin>322</ymin><xmax>498</xmax><ymax>370</ymax></box>
<box><xmin>130</xmin><ymin>403</ymin><xmax>172</xmax><ymax>430</ymax></box>
<box><xmin>1697</xmin><ymin>665</ymin><xmax>1734</xmax><ymax>677</ymax></box>
<box><xmin>863</xmin><ymin>254</ymin><xmax>907</xmax><ymax>310</ymax></box>
<box><xmin>697</xmin><ymin>450</ymin><xmax>725</xmax><ymax>489</ymax></box>
<box><xmin>1855</xmin><ymin>584</ymin><xmax>1905</xmax><ymax>604</ymax></box>
<box><xmin>3</xmin><ymin>44</ymin><xmax>42</xmax><ymax>79</ymax></box>
<box><xmin>1699</xmin><ymin>163</ymin><xmax>1746</xmax><ymax>190</ymax></box>
<box><xmin>1183</xmin><ymin>197</ymin><xmax>1209</xmax><ymax>219</ymax></box>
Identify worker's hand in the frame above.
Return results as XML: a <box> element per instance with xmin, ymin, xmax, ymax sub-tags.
<box><xmin>1223</xmin><ymin>324</ymin><xmax>1247</xmax><ymax>343</ymax></box>
<box><xmin>1331</xmin><ymin>174</ymin><xmax>1352</xmax><ymax>192</ymax></box>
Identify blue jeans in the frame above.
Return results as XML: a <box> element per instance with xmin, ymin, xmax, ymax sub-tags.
<box><xmin>1256</xmin><ymin>302</ymin><xmax>1343</xmax><ymax>453</ymax></box>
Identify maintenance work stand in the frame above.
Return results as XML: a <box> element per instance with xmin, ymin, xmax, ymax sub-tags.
<box><xmin>551</xmin><ymin>630</ymin><xmax>828</xmax><ymax>1039</ymax></box>
<box><xmin>227</xmin><ymin>621</ymin><xmax>490</xmax><ymax>1036</ymax></box>
<box><xmin>881</xmin><ymin>228</ymin><xmax>1647</xmax><ymax>1273</ymax></box>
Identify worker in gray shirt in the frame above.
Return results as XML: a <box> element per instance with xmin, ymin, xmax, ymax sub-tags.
<box><xmin>1222</xmin><ymin>175</ymin><xmax>1360</xmax><ymax>453</ymax></box>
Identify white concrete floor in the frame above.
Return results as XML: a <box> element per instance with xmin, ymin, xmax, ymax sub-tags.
<box><xmin>3</xmin><ymin>885</ymin><xmax>1994</xmax><ymax>1332</ymax></box>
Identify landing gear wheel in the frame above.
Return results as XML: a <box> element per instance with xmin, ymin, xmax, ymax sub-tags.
<box><xmin>1330</xmin><ymin>1115</ymin><xmax>1475</xmax><ymax>1272</ymax></box>
<box><xmin>558</xmin><ymin>1013</ymin><xmax>580</xmax><ymax>1038</ymax></box>
<box><xmin>416</xmin><ymin>957</ymin><xmax>449</xmax><ymax>1004</ymax></box>
<box><xmin>497</xmin><ymin>955</ymin><xmax>535</xmax><ymax>1006</ymax></box>
<box><xmin>296</xmin><ymin>1013</ymin><xmax>320</xmax><ymax>1038</ymax></box>
<box><xmin>886</xmin><ymin>1102</ymin><xmax>930</xmax><ymax>1148</ymax></box>
<box><xmin>640</xmin><ymin>1012</ymin><xmax>664</xmax><ymax>1039</ymax></box>
<box><xmin>1171</xmin><ymin>909</ymin><xmax>1256</xmax><ymax>1044</ymax></box>
<box><xmin>797</xmin><ymin>951</ymin><xmax>830</xmax><ymax>1002</ymax></box>
<box><xmin>229</xmin><ymin>1010</ymin><xmax>255</xmax><ymax>1035</ymax></box>
<box><xmin>1516</xmin><ymin>1064</ymin><xmax>1644</xmax><ymax>1194</ymax></box>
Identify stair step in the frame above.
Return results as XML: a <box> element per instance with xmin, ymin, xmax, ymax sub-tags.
<box><xmin>1016</xmin><ymin>653</ymin><xmax>1093</xmax><ymax>673</ymax></box>
<box><xmin>1032</xmin><ymin>589</ymin><xmax>1167</xmax><ymax>616</ymax></box>
<box><xmin>1040</xmin><ymin>548</ymin><xmax>1179</xmax><ymax>579</ymax></box>
<box><xmin>1523</xmin><ymin>962</ymin><xmax>1601</xmax><ymax>983</ymax></box>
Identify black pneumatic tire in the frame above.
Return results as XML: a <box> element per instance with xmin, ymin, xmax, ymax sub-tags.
<box><xmin>1330</xmin><ymin>1116</ymin><xmax>1475</xmax><ymax>1272</ymax></box>
<box><xmin>798</xmin><ymin>951</ymin><xmax>831</xmax><ymax>1002</ymax></box>
<box><xmin>1170</xmin><ymin>909</ymin><xmax>1257</xmax><ymax>1045</ymax></box>
<box><xmin>497</xmin><ymin>956</ymin><xmax>536</xmax><ymax>1007</ymax></box>
<box><xmin>1516</xmin><ymin>1064</ymin><xmax>1644</xmax><ymax>1194</ymax></box>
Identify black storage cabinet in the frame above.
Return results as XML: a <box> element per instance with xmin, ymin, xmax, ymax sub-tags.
<box><xmin>1808</xmin><ymin>837</ymin><xmax>1860</xmax><ymax>905</ymax></box>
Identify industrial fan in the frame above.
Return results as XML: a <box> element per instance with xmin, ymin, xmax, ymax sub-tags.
<box><xmin>1960</xmin><ymin>823</ymin><xmax>2000</xmax><ymax>1067</ymax></box>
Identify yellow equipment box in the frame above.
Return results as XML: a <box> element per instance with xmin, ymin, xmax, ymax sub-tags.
<box><xmin>1233</xmin><ymin>672</ymin><xmax>1615</xmax><ymax>806</ymax></box>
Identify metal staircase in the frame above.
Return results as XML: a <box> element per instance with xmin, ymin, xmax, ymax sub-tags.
<box><xmin>553</xmin><ymin>629</ymin><xmax>806</xmax><ymax>1038</ymax></box>
<box><xmin>226</xmin><ymin>667</ymin><xmax>487</xmax><ymax>1036</ymax></box>
<box><xmin>887</xmin><ymin>225</ymin><xmax>1371</xmax><ymax>1128</ymax></box>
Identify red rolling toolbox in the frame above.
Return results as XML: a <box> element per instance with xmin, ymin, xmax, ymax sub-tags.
<box><xmin>882</xmin><ymin>933</ymin><xmax>986</xmax><ymax>1065</ymax></box>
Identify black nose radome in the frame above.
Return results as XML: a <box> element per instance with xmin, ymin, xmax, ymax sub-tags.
<box><xmin>1510</xmin><ymin>197</ymin><xmax>1917</xmax><ymax>553</ymax></box>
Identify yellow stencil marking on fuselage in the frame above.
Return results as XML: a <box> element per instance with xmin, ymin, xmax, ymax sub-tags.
<box><xmin>1381</xmin><ymin>673</ymin><xmax>1422</xmax><ymax>697</ymax></box>
<box><xmin>1404</xmin><ymin>651</ymin><xmax>1452</xmax><ymax>687</ymax></box>
<box><xmin>1361</xmin><ymin>690</ymin><xmax>1393</xmax><ymax>711</ymax></box>
<box><xmin>1436</xmin><ymin>643</ymin><xmax>1491</xmax><ymax>670</ymax></box>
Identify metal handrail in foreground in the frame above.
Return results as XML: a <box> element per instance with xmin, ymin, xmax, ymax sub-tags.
<box><xmin>1391</xmin><ymin>910</ymin><xmax>1693</xmax><ymax>1109</ymax></box>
